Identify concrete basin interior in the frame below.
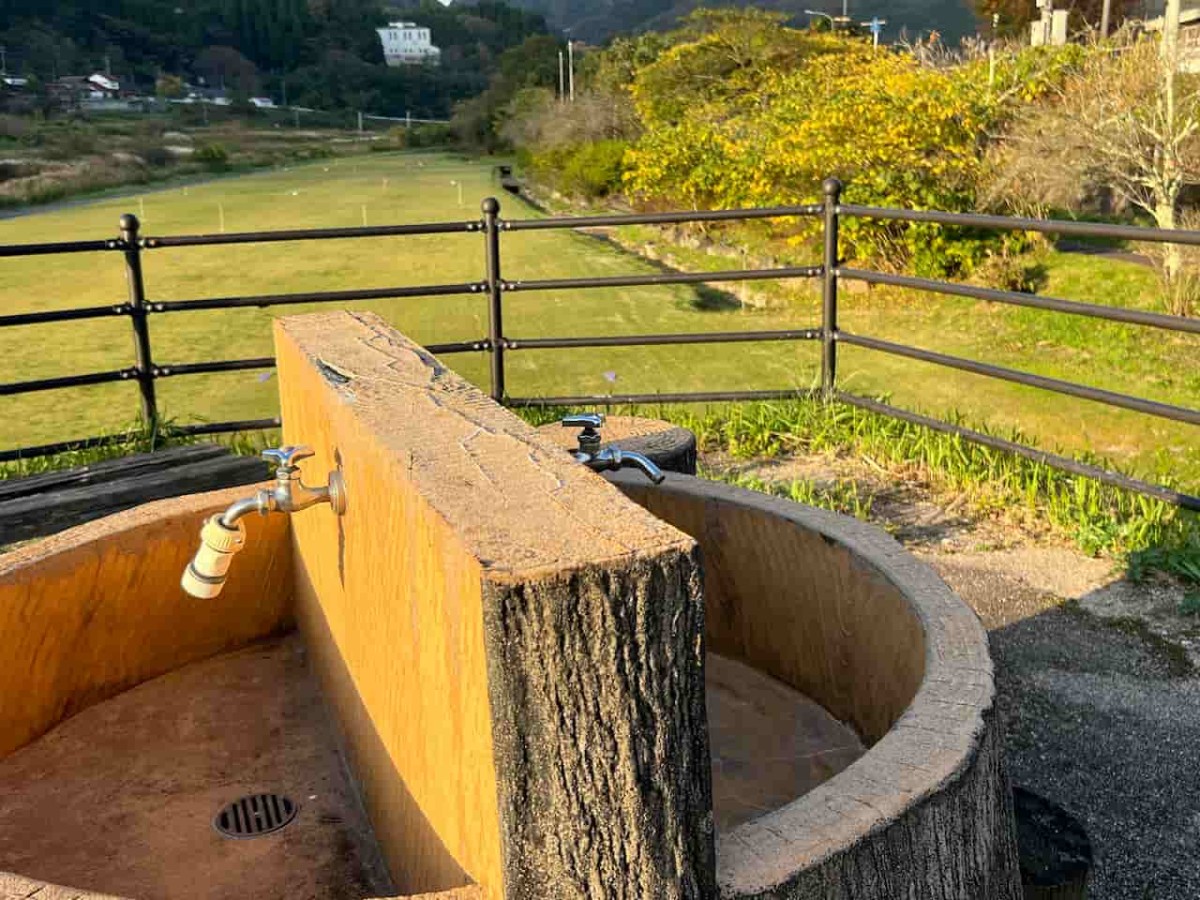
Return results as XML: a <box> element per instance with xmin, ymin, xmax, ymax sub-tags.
<box><xmin>611</xmin><ymin>471</ymin><xmax>1017</xmax><ymax>898</ymax></box>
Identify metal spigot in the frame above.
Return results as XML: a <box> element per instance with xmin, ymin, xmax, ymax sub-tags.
<box><xmin>181</xmin><ymin>445</ymin><xmax>346</xmax><ymax>599</ymax></box>
<box><xmin>563</xmin><ymin>413</ymin><xmax>605</xmax><ymax>462</ymax></box>
<box><xmin>562</xmin><ymin>414</ymin><xmax>665</xmax><ymax>484</ymax></box>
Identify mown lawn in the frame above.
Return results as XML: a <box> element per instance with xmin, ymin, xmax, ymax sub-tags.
<box><xmin>0</xmin><ymin>151</ymin><xmax>1195</xmax><ymax>487</ymax></box>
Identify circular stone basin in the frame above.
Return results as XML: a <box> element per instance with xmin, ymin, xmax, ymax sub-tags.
<box><xmin>610</xmin><ymin>471</ymin><xmax>1019</xmax><ymax>900</ymax></box>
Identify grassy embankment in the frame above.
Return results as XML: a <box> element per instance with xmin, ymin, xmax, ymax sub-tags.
<box><xmin>0</xmin><ymin>108</ymin><xmax>399</xmax><ymax>209</ymax></box>
<box><xmin>0</xmin><ymin>151</ymin><xmax>1195</xmax><ymax>558</ymax></box>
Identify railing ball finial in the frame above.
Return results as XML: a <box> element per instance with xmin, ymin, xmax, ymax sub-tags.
<box><xmin>481</xmin><ymin>196</ymin><xmax>500</xmax><ymax>216</ymax></box>
<box><xmin>822</xmin><ymin>177</ymin><xmax>843</xmax><ymax>199</ymax></box>
<box><xmin>119</xmin><ymin>213</ymin><xmax>140</xmax><ymax>239</ymax></box>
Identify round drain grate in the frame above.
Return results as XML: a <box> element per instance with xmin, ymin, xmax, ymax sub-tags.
<box><xmin>213</xmin><ymin>793</ymin><xmax>298</xmax><ymax>839</ymax></box>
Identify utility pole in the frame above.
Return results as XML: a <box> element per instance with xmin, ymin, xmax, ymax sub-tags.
<box><xmin>558</xmin><ymin>49</ymin><xmax>565</xmax><ymax>101</ymax></box>
<box><xmin>0</xmin><ymin>46</ymin><xmax>7</xmax><ymax>76</ymax></box>
<box><xmin>1100</xmin><ymin>0</ymin><xmax>1112</xmax><ymax>38</ymax></box>
<box><xmin>1163</xmin><ymin>0</ymin><xmax>1182</xmax><ymax>69</ymax></box>
<box><xmin>567</xmin><ymin>39</ymin><xmax>575</xmax><ymax>102</ymax></box>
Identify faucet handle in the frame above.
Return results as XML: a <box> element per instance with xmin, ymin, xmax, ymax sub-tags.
<box><xmin>562</xmin><ymin>413</ymin><xmax>604</xmax><ymax>430</ymax></box>
<box><xmin>561</xmin><ymin>413</ymin><xmax>604</xmax><ymax>454</ymax></box>
<box><xmin>262</xmin><ymin>445</ymin><xmax>315</xmax><ymax>473</ymax></box>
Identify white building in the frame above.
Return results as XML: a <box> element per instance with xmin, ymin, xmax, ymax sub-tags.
<box><xmin>376</xmin><ymin>22</ymin><xmax>441</xmax><ymax>66</ymax></box>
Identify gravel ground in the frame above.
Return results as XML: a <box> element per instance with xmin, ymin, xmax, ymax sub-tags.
<box><xmin>937</xmin><ymin>565</ymin><xmax>1200</xmax><ymax>900</ymax></box>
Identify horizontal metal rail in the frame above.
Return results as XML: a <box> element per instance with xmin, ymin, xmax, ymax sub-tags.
<box><xmin>505</xmin><ymin>329</ymin><xmax>821</xmax><ymax>350</ymax></box>
<box><xmin>153</xmin><ymin>358</ymin><xmax>276</xmax><ymax>378</ymax></box>
<box><xmin>141</xmin><ymin>219</ymin><xmax>482</xmax><ymax>249</ymax></box>
<box><xmin>503</xmin><ymin>205</ymin><xmax>822</xmax><ymax>232</ymax></box>
<box><xmin>425</xmin><ymin>339</ymin><xmax>491</xmax><ymax>355</ymax></box>
<box><xmin>0</xmin><ymin>238</ymin><xmax>122</xmax><ymax>258</ymax></box>
<box><xmin>149</xmin><ymin>281</ymin><xmax>483</xmax><ymax>313</ymax></box>
<box><xmin>503</xmin><ymin>266</ymin><xmax>822</xmax><ymax>293</ymax></box>
<box><xmin>507</xmin><ymin>389</ymin><xmax>819</xmax><ymax>407</ymax></box>
<box><xmin>839</xmin><ymin>268</ymin><xmax>1200</xmax><ymax>335</ymax></box>
<box><xmin>841</xmin><ymin>204</ymin><xmax>1200</xmax><ymax>246</ymax></box>
<box><xmin>0</xmin><ymin>368</ymin><xmax>135</xmax><ymax>397</ymax></box>
<box><xmin>837</xmin><ymin>392</ymin><xmax>1200</xmax><ymax>512</ymax></box>
<box><xmin>0</xmin><ymin>433</ymin><xmax>127</xmax><ymax>464</ymax></box>
<box><xmin>173</xmin><ymin>418</ymin><xmax>281</xmax><ymax>437</ymax></box>
<box><xmin>0</xmin><ymin>304</ymin><xmax>131</xmax><ymax>329</ymax></box>
<box><xmin>837</xmin><ymin>332</ymin><xmax>1200</xmax><ymax>426</ymax></box>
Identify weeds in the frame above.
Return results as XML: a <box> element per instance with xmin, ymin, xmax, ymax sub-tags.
<box><xmin>704</xmin><ymin>468</ymin><xmax>876</xmax><ymax>521</ymax></box>
<box><xmin>0</xmin><ymin>416</ymin><xmax>279</xmax><ymax>480</ymax></box>
<box><xmin>666</xmin><ymin>396</ymin><xmax>1197</xmax><ymax>558</ymax></box>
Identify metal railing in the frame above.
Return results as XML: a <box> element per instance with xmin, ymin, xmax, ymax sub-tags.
<box><xmin>1</xmin><ymin>179</ymin><xmax>1197</xmax><ymax>511</ymax></box>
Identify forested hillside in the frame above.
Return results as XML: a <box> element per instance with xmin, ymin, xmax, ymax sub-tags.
<box><xmin>500</xmin><ymin>0</ymin><xmax>981</xmax><ymax>43</ymax></box>
<box><xmin>0</xmin><ymin>0</ymin><xmax>549</xmax><ymax>117</ymax></box>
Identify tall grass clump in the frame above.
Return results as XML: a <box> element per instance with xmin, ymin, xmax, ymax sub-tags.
<box><xmin>668</xmin><ymin>397</ymin><xmax>1197</xmax><ymax>558</ymax></box>
<box><xmin>706</xmin><ymin>469</ymin><xmax>876</xmax><ymax>522</ymax></box>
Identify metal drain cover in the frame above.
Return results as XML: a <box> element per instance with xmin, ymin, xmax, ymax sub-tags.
<box><xmin>213</xmin><ymin>793</ymin><xmax>298</xmax><ymax>839</ymax></box>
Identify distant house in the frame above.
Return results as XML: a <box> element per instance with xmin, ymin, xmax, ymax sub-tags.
<box><xmin>2</xmin><ymin>76</ymin><xmax>29</xmax><ymax>89</ymax></box>
<box><xmin>51</xmin><ymin>73</ymin><xmax>121</xmax><ymax>103</ymax></box>
<box><xmin>1143</xmin><ymin>5</ymin><xmax>1200</xmax><ymax>72</ymax></box>
<box><xmin>376</xmin><ymin>22</ymin><xmax>441</xmax><ymax>66</ymax></box>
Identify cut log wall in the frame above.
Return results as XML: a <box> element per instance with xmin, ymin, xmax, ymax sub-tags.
<box><xmin>275</xmin><ymin>311</ymin><xmax>715</xmax><ymax>900</ymax></box>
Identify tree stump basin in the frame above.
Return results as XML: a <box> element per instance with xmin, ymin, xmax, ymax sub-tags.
<box><xmin>0</xmin><ymin>313</ymin><xmax>1018</xmax><ymax>899</ymax></box>
<box><xmin>611</xmin><ymin>471</ymin><xmax>1020</xmax><ymax>899</ymax></box>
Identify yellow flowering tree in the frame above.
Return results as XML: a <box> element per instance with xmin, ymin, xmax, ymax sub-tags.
<box><xmin>623</xmin><ymin>23</ymin><xmax>1085</xmax><ymax>275</ymax></box>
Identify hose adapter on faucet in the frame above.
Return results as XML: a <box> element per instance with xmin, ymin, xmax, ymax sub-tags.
<box><xmin>181</xmin><ymin>445</ymin><xmax>346</xmax><ymax>599</ymax></box>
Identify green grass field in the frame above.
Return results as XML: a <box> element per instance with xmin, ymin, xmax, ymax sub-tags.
<box><xmin>0</xmin><ymin>151</ymin><xmax>1196</xmax><ymax>488</ymax></box>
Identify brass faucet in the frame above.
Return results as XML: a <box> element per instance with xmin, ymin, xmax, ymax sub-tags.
<box><xmin>181</xmin><ymin>446</ymin><xmax>346</xmax><ymax>599</ymax></box>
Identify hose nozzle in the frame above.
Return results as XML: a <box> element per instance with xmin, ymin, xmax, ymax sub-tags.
<box><xmin>181</xmin><ymin>514</ymin><xmax>248</xmax><ymax>599</ymax></box>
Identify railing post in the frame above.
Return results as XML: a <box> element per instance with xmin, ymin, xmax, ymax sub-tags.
<box><xmin>821</xmin><ymin>177</ymin><xmax>842</xmax><ymax>399</ymax></box>
<box><xmin>119</xmin><ymin>213</ymin><xmax>158</xmax><ymax>435</ymax></box>
<box><xmin>482</xmin><ymin>196</ymin><xmax>506</xmax><ymax>403</ymax></box>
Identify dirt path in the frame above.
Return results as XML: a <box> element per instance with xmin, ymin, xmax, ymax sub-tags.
<box><xmin>704</xmin><ymin>451</ymin><xmax>1200</xmax><ymax>899</ymax></box>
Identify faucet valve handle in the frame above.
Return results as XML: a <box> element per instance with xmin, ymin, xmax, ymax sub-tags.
<box><xmin>262</xmin><ymin>445</ymin><xmax>315</xmax><ymax>475</ymax></box>
<box><xmin>561</xmin><ymin>413</ymin><xmax>605</xmax><ymax>454</ymax></box>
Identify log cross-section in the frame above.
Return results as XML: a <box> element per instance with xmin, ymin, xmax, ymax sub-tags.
<box><xmin>274</xmin><ymin>311</ymin><xmax>715</xmax><ymax>900</ymax></box>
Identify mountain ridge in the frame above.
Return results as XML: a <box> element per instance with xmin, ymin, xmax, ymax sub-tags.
<box><xmin>490</xmin><ymin>0</ymin><xmax>981</xmax><ymax>44</ymax></box>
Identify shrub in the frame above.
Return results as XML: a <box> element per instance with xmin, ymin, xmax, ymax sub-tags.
<box><xmin>195</xmin><ymin>142</ymin><xmax>230</xmax><ymax>169</ymax></box>
<box><xmin>408</xmin><ymin>123</ymin><xmax>453</xmax><ymax>148</ymax></box>
<box><xmin>560</xmin><ymin>140</ymin><xmax>629</xmax><ymax>198</ymax></box>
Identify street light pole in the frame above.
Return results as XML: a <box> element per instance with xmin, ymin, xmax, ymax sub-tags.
<box><xmin>1100</xmin><ymin>0</ymin><xmax>1112</xmax><ymax>38</ymax></box>
<box><xmin>804</xmin><ymin>9</ymin><xmax>836</xmax><ymax>28</ymax></box>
